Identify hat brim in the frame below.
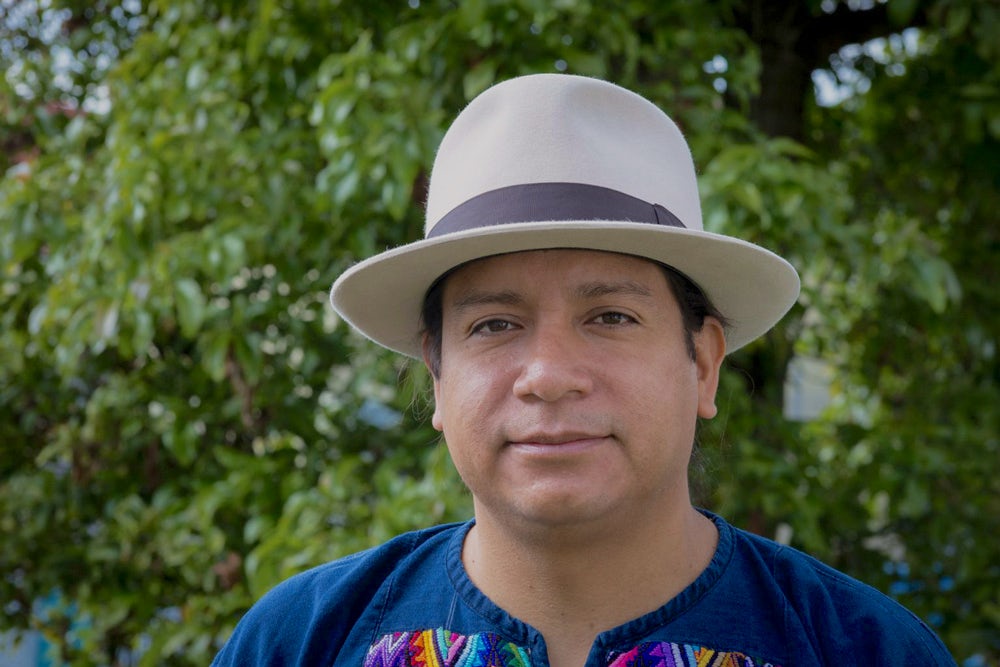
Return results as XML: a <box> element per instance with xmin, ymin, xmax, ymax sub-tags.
<box><xmin>330</xmin><ymin>221</ymin><xmax>800</xmax><ymax>358</ymax></box>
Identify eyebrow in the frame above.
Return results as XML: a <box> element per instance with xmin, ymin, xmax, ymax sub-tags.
<box><xmin>449</xmin><ymin>280</ymin><xmax>654</xmax><ymax>313</ymax></box>
<box><xmin>450</xmin><ymin>289</ymin><xmax>525</xmax><ymax>313</ymax></box>
<box><xmin>575</xmin><ymin>280</ymin><xmax>653</xmax><ymax>300</ymax></box>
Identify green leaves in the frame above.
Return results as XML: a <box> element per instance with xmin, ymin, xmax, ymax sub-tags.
<box><xmin>908</xmin><ymin>249</ymin><xmax>962</xmax><ymax>315</ymax></box>
<box><xmin>174</xmin><ymin>278</ymin><xmax>206</xmax><ymax>338</ymax></box>
<box><xmin>1</xmin><ymin>1</ymin><xmax>997</xmax><ymax>664</ymax></box>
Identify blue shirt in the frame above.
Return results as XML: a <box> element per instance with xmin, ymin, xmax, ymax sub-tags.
<box><xmin>211</xmin><ymin>514</ymin><xmax>956</xmax><ymax>666</ymax></box>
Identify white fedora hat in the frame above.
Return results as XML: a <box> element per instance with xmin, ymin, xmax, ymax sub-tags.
<box><xmin>330</xmin><ymin>73</ymin><xmax>799</xmax><ymax>357</ymax></box>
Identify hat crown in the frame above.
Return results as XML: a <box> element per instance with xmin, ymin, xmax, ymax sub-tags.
<box><xmin>425</xmin><ymin>74</ymin><xmax>703</xmax><ymax>235</ymax></box>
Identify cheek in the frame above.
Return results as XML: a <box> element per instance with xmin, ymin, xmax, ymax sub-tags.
<box><xmin>628</xmin><ymin>356</ymin><xmax>701</xmax><ymax>428</ymax></box>
<box><xmin>436</xmin><ymin>366</ymin><xmax>505</xmax><ymax>442</ymax></box>
<box><xmin>438</xmin><ymin>381</ymin><xmax>499</xmax><ymax>490</ymax></box>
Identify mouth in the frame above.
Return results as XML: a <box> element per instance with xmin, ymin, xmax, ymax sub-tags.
<box><xmin>505</xmin><ymin>432</ymin><xmax>613</xmax><ymax>453</ymax></box>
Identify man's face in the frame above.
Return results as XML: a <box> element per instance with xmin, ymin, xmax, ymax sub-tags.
<box><xmin>425</xmin><ymin>249</ymin><xmax>725</xmax><ymax>533</ymax></box>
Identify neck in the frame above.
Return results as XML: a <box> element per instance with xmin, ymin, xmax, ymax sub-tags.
<box><xmin>463</xmin><ymin>503</ymin><xmax>718</xmax><ymax>664</ymax></box>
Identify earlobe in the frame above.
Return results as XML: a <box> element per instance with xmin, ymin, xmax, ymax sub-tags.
<box><xmin>421</xmin><ymin>334</ymin><xmax>445</xmax><ymax>432</ymax></box>
<box><xmin>431</xmin><ymin>398</ymin><xmax>444</xmax><ymax>432</ymax></box>
<box><xmin>695</xmin><ymin>317</ymin><xmax>727</xmax><ymax>419</ymax></box>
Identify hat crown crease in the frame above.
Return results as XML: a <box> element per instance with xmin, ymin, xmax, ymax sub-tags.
<box><xmin>425</xmin><ymin>73</ymin><xmax>703</xmax><ymax>236</ymax></box>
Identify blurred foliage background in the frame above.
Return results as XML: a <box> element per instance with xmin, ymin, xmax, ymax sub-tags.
<box><xmin>0</xmin><ymin>0</ymin><xmax>997</xmax><ymax>664</ymax></box>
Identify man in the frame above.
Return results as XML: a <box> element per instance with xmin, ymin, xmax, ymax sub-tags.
<box><xmin>212</xmin><ymin>74</ymin><xmax>955</xmax><ymax>666</ymax></box>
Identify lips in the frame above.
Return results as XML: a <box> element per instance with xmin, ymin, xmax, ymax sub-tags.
<box><xmin>505</xmin><ymin>431</ymin><xmax>612</xmax><ymax>451</ymax></box>
<box><xmin>509</xmin><ymin>432</ymin><xmax>601</xmax><ymax>444</ymax></box>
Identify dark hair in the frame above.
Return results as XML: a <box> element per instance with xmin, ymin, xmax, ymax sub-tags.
<box><xmin>420</xmin><ymin>258</ymin><xmax>728</xmax><ymax>378</ymax></box>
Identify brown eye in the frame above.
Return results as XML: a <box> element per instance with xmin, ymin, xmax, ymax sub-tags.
<box><xmin>594</xmin><ymin>312</ymin><xmax>635</xmax><ymax>326</ymax></box>
<box><xmin>472</xmin><ymin>319</ymin><xmax>514</xmax><ymax>335</ymax></box>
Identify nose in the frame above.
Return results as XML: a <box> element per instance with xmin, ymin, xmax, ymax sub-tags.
<box><xmin>512</xmin><ymin>323</ymin><xmax>594</xmax><ymax>402</ymax></box>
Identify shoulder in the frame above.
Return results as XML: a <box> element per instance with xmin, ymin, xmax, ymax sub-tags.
<box><xmin>725</xmin><ymin>521</ymin><xmax>956</xmax><ymax>665</ymax></box>
<box><xmin>211</xmin><ymin>522</ymin><xmax>466</xmax><ymax>666</ymax></box>
<box><xmin>251</xmin><ymin>522</ymin><xmax>457</xmax><ymax>609</ymax></box>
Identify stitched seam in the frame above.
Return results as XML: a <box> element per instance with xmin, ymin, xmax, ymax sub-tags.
<box><xmin>367</xmin><ymin>532</ymin><xmax>420</xmax><ymax>650</ymax></box>
<box><xmin>813</xmin><ymin>565</ymin><xmax>949</xmax><ymax>662</ymax></box>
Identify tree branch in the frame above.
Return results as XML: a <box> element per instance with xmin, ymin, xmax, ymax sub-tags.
<box><xmin>804</xmin><ymin>2</ymin><xmax>933</xmax><ymax>69</ymax></box>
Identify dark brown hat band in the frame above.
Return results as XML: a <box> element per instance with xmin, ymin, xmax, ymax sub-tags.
<box><xmin>428</xmin><ymin>182</ymin><xmax>686</xmax><ymax>238</ymax></box>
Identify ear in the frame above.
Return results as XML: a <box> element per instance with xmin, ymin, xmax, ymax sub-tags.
<box><xmin>693</xmin><ymin>317</ymin><xmax>727</xmax><ymax>419</ymax></box>
<box><xmin>421</xmin><ymin>334</ymin><xmax>445</xmax><ymax>432</ymax></box>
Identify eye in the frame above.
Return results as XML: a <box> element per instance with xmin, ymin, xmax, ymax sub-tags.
<box><xmin>591</xmin><ymin>311</ymin><xmax>637</xmax><ymax>326</ymax></box>
<box><xmin>471</xmin><ymin>319</ymin><xmax>516</xmax><ymax>335</ymax></box>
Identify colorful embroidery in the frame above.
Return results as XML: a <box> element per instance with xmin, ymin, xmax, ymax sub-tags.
<box><xmin>364</xmin><ymin>630</ymin><xmax>533</xmax><ymax>667</ymax></box>
<box><xmin>365</xmin><ymin>632</ymin><xmax>780</xmax><ymax>667</ymax></box>
<box><xmin>607</xmin><ymin>642</ymin><xmax>781</xmax><ymax>667</ymax></box>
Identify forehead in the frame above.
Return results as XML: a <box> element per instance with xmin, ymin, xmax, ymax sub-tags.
<box><xmin>443</xmin><ymin>249</ymin><xmax>665</xmax><ymax>289</ymax></box>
